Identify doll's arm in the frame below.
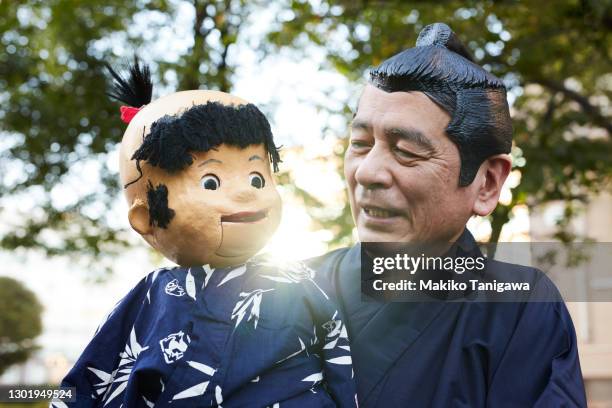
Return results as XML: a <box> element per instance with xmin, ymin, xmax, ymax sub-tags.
<box><xmin>317</xmin><ymin>308</ymin><xmax>359</xmax><ymax>408</ymax></box>
<box><xmin>55</xmin><ymin>272</ymin><xmax>153</xmax><ymax>407</ymax></box>
<box><xmin>303</xmin><ymin>269</ymin><xmax>358</xmax><ymax>408</ymax></box>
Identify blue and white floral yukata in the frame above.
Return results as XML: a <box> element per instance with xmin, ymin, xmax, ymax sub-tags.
<box><xmin>55</xmin><ymin>258</ymin><xmax>357</xmax><ymax>408</ymax></box>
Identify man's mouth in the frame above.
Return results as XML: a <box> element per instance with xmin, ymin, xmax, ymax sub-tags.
<box><xmin>362</xmin><ymin>206</ymin><xmax>401</xmax><ymax>219</ymax></box>
<box><xmin>221</xmin><ymin>209</ymin><xmax>268</xmax><ymax>223</ymax></box>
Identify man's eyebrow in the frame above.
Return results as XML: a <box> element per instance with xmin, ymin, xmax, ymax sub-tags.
<box><xmin>198</xmin><ymin>158</ymin><xmax>222</xmax><ymax>167</ymax></box>
<box><xmin>248</xmin><ymin>155</ymin><xmax>263</xmax><ymax>161</ymax></box>
<box><xmin>350</xmin><ymin>119</ymin><xmax>371</xmax><ymax>132</ymax></box>
<box><xmin>385</xmin><ymin>127</ymin><xmax>435</xmax><ymax>153</ymax></box>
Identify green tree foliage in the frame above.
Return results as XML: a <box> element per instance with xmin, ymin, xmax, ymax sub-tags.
<box><xmin>266</xmin><ymin>0</ymin><xmax>612</xmax><ymax>243</ymax></box>
<box><xmin>0</xmin><ymin>0</ymin><xmax>264</xmax><ymax>269</ymax></box>
<box><xmin>0</xmin><ymin>1</ymin><xmax>162</xmax><ymax>261</ymax></box>
<box><xmin>161</xmin><ymin>0</ymin><xmax>256</xmax><ymax>91</ymax></box>
<box><xmin>0</xmin><ymin>1</ymin><xmax>610</xmax><ymax>269</ymax></box>
<box><xmin>0</xmin><ymin>276</ymin><xmax>43</xmax><ymax>376</ymax></box>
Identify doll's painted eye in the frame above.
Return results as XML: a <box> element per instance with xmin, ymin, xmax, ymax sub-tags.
<box><xmin>249</xmin><ymin>172</ymin><xmax>265</xmax><ymax>189</ymax></box>
<box><xmin>201</xmin><ymin>174</ymin><xmax>220</xmax><ymax>190</ymax></box>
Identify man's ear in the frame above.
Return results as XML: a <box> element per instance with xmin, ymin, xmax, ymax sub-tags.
<box><xmin>128</xmin><ymin>198</ymin><xmax>152</xmax><ymax>235</ymax></box>
<box><xmin>472</xmin><ymin>154</ymin><xmax>512</xmax><ymax>216</ymax></box>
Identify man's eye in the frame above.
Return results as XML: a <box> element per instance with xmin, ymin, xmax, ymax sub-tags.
<box><xmin>394</xmin><ymin>148</ymin><xmax>419</xmax><ymax>159</ymax></box>
<box><xmin>201</xmin><ymin>174</ymin><xmax>220</xmax><ymax>190</ymax></box>
<box><xmin>249</xmin><ymin>172</ymin><xmax>265</xmax><ymax>189</ymax></box>
<box><xmin>350</xmin><ymin>140</ymin><xmax>369</xmax><ymax>149</ymax></box>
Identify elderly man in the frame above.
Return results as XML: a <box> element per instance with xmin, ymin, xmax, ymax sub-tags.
<box><xmin>309</xmin><ymin>23</ymin><xmax>587</xmax><ymax>407</ymax></box>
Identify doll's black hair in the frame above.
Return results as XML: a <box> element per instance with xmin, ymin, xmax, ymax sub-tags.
<box><xmin>369</xmin><ymin>23</ymin><xmax>513</xmax><ymax>186</ymax></box>
<box><xmin>146</xmin><ymin>181</ymin><xmax>175</xmax><ymax>228</ymax></box>
<box><xmin>129</xmin><ymin>101</ymin><xmax>281</xmax><ymax>187</ymax></box>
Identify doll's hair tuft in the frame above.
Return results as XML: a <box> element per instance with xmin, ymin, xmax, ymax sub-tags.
<box><xmin>105</xmin><ymin>56</ymin><xmax>153</xmax><ymax>108</ymax></box>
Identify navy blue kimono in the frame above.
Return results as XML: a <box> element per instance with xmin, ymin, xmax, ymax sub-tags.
<box><xmin>307</xmin><ymin>229</ymin><xmax>587</xmax><ymax>407</ymax></box>
<box><xmin>56</xmin><ymin>259</ymin><xmax>357</xmax><ymax>408</ymax></box>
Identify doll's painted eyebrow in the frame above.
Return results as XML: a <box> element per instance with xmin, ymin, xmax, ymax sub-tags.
<box><xmin>249</xmin><ymin>155</ymin><xmax>263</xmax><ymax>161</ymax></box>
<box><xmin>199</xmin><ymin>158</ymin><xmax>222</xmax><ymax>167</ymax></box>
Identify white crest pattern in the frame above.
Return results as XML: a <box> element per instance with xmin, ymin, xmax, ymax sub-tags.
<box><xmin>159</xmin><ymin>330</ymin><xmax>191</xmax><ymax>364</ymax></box>
<box><xmin>164</xmin><ymin>279</ymin><xmax>185</xmax><ymax>297</ymax></box>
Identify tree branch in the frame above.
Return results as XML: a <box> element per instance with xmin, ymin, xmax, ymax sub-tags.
<box><xmin>215</xmin><ymin>0</ymin><xmax>243</xmax><ymax>92</ymax></box>
<box><xmin>531</xmin><ymin>78</ymin><xmax>612</xmax><ymax>135</ymax></box>
<box><xmin>179</xmin><ymin>0</ymin><xmax>212</xmax><ymax>89</ymax></box>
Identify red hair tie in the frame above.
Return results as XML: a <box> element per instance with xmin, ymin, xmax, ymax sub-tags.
<box><xmin>120</xmin><ymin>106</ymin><xmax>143</xmax><ymax>124</ymax></box>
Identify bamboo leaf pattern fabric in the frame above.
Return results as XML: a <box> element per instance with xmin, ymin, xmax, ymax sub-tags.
<box><xmin>57</xmin><ymin>259</ymin><xmax>357</xmax><ymax>407</ymax></box>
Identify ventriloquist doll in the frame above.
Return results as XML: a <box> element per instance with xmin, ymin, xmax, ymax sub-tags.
<box><xmin>55</xmin><ymin>60</ymin><xmax>357</xmax><ymax>408</ymax></box>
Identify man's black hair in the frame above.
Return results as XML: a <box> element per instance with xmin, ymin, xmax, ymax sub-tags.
<box><xmin>106</xmin><ymin>59</ymin><xmax>281</xmax><ymax>190</ymax></box>
<box><xmin>369</xmin><ymin>23</ymin><xmax>513</xmax><ymax>186</ymax></box>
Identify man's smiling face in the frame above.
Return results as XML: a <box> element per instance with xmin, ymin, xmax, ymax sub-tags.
<box><xmin>151</xmin><ymin>143</ymin><xmax>281</xmax><ymax>267</ymax></box>
<box><xmin>345</xmin><ymin>85</ymin><xmax>480</xmax><ymax>243</ymax></box>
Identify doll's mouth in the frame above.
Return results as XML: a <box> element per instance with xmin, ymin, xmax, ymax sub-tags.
<box><xmin>221</xmin><ymin>209</ymin><xmax>268</xmax><ymax>223</ymax></box>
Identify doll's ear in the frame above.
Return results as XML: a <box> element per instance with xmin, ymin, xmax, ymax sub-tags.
<box><xmin>128</xmin><ymin>198</ymin><xmax>152</xmax><ymax>235</ymax></box>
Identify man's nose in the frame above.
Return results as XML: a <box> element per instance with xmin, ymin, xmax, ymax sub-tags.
<box><xmin>354</xmin><ymin>146</ymin><xmax>393</xmax><ymax>189</ymax></box>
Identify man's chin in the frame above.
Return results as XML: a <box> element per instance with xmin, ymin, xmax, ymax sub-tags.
<box><xmin>357</xmin><ymin>226</ymin><xmax>414</xmax><ymax>243</ymax></box>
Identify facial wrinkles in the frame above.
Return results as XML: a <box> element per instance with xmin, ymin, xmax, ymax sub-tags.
<box><xmin>352</xmin><ymin>163</ymin><xmax>408</xmax><ymax>230</ymax></box>
<box><xmin>350</xmin><ymin>128</ymin><xmax>393</xmax><ymax>213</ymax></box>
<box><xmin>385</xmin><ymin>112</ymin><xmax>457</xmax><ymax>189</ymax></box>
<box><xmin>429</xmin><ymin>135</ymin><xmax>461</xmax><ymax>185</ymax></box>
<box><xmin>356</xmin><ymin>142</ymin><xmax>442</xmax><ymax>234</ymax></box>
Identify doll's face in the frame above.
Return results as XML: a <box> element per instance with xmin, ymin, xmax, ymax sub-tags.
<box><xmin>141</xmin><ymin>143</ymin><xmax>282</xmax><ymax>267</ymax></box>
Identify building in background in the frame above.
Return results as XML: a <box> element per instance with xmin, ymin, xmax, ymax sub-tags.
<box><xmin>531</xmin><ymin>192</ymin><xmax>612</xmax><ymax>407</ymax></box>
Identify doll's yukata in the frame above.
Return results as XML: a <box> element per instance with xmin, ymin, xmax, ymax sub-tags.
<box><xmin>55</xmin><ymin>259</ymin><xmax>357</xmax><ymax>408</ymax></box>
